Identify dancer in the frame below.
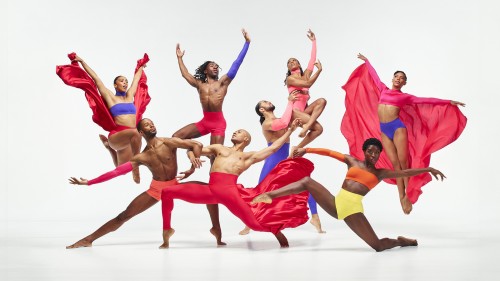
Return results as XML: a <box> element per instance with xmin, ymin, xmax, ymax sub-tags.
<box><xmin>160</xmin><ymin>119</ymin><xmax>315</xmax><ymax>248</ymax></box>
<box><xmin>238</xmin><ymin>98</ymin><xmax>325</xmax><ymax>235</ymax></box>
<box><xmin>252</xmin><ymin>138</ymin><xmax>446</xmax><ymax>252</ymax></box>
<box><xmin>66</xmin><ymin>118</ymin><xmax>227</xmax><ymax>248</ymax></box>
<box><xmin>172</xmin><ymin>29</ymin><xmax>251</xmax><ymax>239</ymax></box>
<box><xmin>285</xmin><ymin>29</ymin><xmax>326</xmax><ymax>144</ymax></box>
<box><xmin>56</xmin><ymin>53</ymin><xmax>150</xmax><ymax>182</ymax></box>
<box><xmin>341</xmin><ymin>54</ymin><xmax>466</xmax><ymax>213</ymax></box>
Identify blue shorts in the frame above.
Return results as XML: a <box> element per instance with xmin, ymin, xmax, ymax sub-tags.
<box><xmin>380</xmin><ymin>118</ymin><xmax>406</xmax><ymax>140</ymax></box>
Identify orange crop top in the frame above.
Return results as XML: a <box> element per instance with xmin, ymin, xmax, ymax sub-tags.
<box><xmin>345</xmin><ymin>166</ymin><xmax>379</xmax><ymax>190</ymax></box>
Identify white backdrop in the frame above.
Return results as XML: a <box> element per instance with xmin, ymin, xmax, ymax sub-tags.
<box><xmin>3</xmin><ymin>0</ymin><xmax>500</xmax><ymax>239</ymax></box>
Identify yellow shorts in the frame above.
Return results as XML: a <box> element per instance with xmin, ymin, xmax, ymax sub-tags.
<box><xmin>335</xmin><ymin>188</ymin><xmax>364</xmax><ymax>220</ymax></box>
<box><xmin>147</xmin><ymin>179</ymin><xmax>179</xmax><ymax>201</ymax></box>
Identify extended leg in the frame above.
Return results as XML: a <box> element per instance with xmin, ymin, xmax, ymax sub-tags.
<box><xmin>344</xmin><ymin>213</ymin><xmax>417</xmax><ymax>252</ymax></box>
<box><xmin>66</xmin><ymin>192</ymin><xmax>158</xmax><ymax>249</ymax></box>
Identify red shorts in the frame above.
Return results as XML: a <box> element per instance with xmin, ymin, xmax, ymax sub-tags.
<box><xmin>195</xmin><ymin>112</ymin><xmax>227</xmax><ymax>136</ymax></box>
<box><xmin>147</xmin><ymin>179</ymin><xmax>179</xmax><ymax>201</ymax></box>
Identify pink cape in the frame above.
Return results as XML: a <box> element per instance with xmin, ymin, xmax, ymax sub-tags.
<box><xmin>238</xmin><ymin>157</ymin><xmax>314</xmax><ymax>234</ymax></box>
<box><xmin>341</xmin><ymin>63</ymin><xmax>467</xmax><ymax>203</ymax></box>
<box><xmin>56</xmin><ymin>53</ymin><xmax>151</xmax><ymax>132</ymax></box>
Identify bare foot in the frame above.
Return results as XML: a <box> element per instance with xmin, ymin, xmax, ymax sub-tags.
<box><xmin>397</xmin><ymin>236</ymin><xmax>418</xmax><ymax>247</ymax></box>
<box><xmin>66</xmin><ymin>238</ymin><xmax>92</xmax><ymax>249</ymax></box>
<box><xmin>251</xmin><ymin>193</ymin><xmax>273</xmax><ymax>204</ymax></box>
<box><xmin>274</xmin><ymin>231</ymin><xmax>289</xmax><ymax>248</ymax></box>
<box><xmin>99</xmin><ymin>134</ymin><xmax>111</xmax><ymax>150</ymax></box>
<box><xmin>298</xmin><ymin>125</ymin><xmax>310</xmax><ymax>138</ymax></box>
<box><xmin>239</xmin><ymin>226</ymin><xmax>251</xmax><ymax>235</ymax></box>
<box><xmin>310</xmin><ymin>214</ymin><xmax>326</xmax><ymax>234</ymax></box>
<box><xmin>210</xmin><ymin>227</ymin><xmax>227</xmax><ymax>246</ymax></box>
<box><xmin>159</xmin><ymin>229</ymin><xmax>175</xmax><ymax>249</ymax></box>
<box><xmin>400</xmin><ymin>196</ymin><xmax>413</xmax><ymax>215</ymax></box>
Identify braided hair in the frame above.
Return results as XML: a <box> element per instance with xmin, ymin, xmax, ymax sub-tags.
<box><xmin>194</xmin><ymin>61</ymin><xmax>220</xmax><ymax>83</ymax></box>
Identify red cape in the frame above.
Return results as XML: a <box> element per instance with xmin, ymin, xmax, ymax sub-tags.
<box><xmin>56</xmin><ymin>53</ymin><xmax>151</xmax><ymax>132</ymax></box>
<box><xmin>238</xmin><ymin>157</ymin><xmax>314</xmax><ymax>234</ymax></box>
<box><xmin>341</xmin><ymin>63</ymin><xmax>467</xmax><ymax>203</ymax></box>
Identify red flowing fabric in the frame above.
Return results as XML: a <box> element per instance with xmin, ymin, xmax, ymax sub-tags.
<box><xmin>341</xmin><ymin>63</ymin><xmax>467</xmax><ymax>203</ymax></box>
<box><xmin>237</xmin><ymin>157</ymin><xmax>314</xmax><ymax>233</ymax></box>
<box><xmin>55</xmin><ymin>53</ymin><xmax>151</xmax><ymax>132</ymax></box>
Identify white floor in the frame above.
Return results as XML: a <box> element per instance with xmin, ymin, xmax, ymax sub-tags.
<box><xmin>2</xmin><ymin>211</ymin><xmax>499</xmax><ymax>281</ymax></box>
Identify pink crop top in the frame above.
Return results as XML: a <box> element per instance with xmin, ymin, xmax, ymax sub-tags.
<box><xmin>365</xmin><ymin>60</ymin><xmax>451</xmax><ymax>107</ymax></box>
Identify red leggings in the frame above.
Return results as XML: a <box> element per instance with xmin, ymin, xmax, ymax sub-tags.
<box><xmin>161</xmin><ymin>172</ymin><xmax>267</xmax><ymax>232</ymax></box>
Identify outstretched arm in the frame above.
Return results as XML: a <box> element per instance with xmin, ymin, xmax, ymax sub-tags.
<box><xmin>126</xmin><ymin>64</ymin><xmax>146</xmax><ymax>98</ymax></box>
<box><xmin>379</xmin><ymin>167</ymin><xmax>446</xmax><ymax>181</ymax></box>
<box><xmin>304</xmin><ymin>29</ymin><xmax>317</xmax><ymax>76</ymax></box>
<box><xmin>176</xmin><ymin>44</ymin><xmax>198</xmax><ymax>87</ymax></box>
<box><xmin>357</xmin><ymin>53</ymin><xmax>386</xmax><ymax>93</ymax></box>
<box><xmin>220</xmin><ymin>29</ymin><xmax>251</xmax><ymax>86</ymax></box>
<box><xmin>293</xmin><ymin>147</ymin><xmax>347</xmax><ymax>163</ymax></box>
<box><xmin>247</xmin><ymin>119</ymin><xmax>300</xmax><ymax>164</ymax></box>
<box><xmin>286</xmin><ymin>60</ymin><xmax>322</xmax><ymax>88</ymax></box>
<box><xmin>68</xmin><ymin>161</ymin><xmax>139</xmax><ymax>186</ymax></box>
<box><xmin>408</xmin><ymin>94</ymin><xmax>466</xmax><ymax>107</ymax></box>
<box><xmin>167</xmin><ymin>138</ymin><xmax>203</xmax><ymax>168</ymax></box>
<box><xmin>72</xmin><ymin>54</ymin><xmax>115</xmax><ymax>101</ymax></box>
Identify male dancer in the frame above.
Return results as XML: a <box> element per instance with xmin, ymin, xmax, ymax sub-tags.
<box><xmin>160</xmin><ymin>119</ymin><xmax>315</xmax><ymax>248</ymax></box>
<box><xmin>66</xmin><ymin>118</ymin><xmax>223</xmax><ymax>248</ymax></box>
<box><xmin>239</xmin><ymin>98</ymin><xmax>325</xmax><ymax>234</ymax></box>
<box><xmin>171</xmin><ymin>29</ymin><xmax>251</xmax><ymax>244</ymax></box>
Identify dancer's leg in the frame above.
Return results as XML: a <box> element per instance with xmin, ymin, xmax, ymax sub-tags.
<box><xmin>299</xmin><ymin>98</ymin><xmax>327</xmax><ymax>137</ymax></box>
<box><xmin>66</xmin><ymin>192</ymin><xmax>158</xmax><ymax>249</ymax></box>
<box><xmin>380</xmin><ymin>132</ymin><xmax>412</xmax><ymax>214</ymax></box>
<box><xmin>308</xmin><ymin>194</ymin><xmax>325</xmax><ymax>233</ymax></box>
<box><xmin>99</xmin><ymin>134</ymin><xmax>118</xmax><ymax>167</ymax></box>
<box><xmin>344</xmin><ymin>213</ymin><xmax>417</xmax><ymax>252</ymax></box>
<box><xmin>171</xmin><ymin>123</ymin><xmax>202</xmax><ymax>139</ymax></box>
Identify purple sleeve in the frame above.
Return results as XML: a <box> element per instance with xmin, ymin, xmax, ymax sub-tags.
<box><xmin>271</xmin><ymin>101</ymin><xmax>294</xmax><ymax>131</ymax></box>
<box><xmin>227</xmin><ymin>42</ymin><xmax>250</xmax><ymax>80</ymax></box>
<box><xmin>365</xmin><ymin>60</ymin><xmax>387</xmax><ymax>93</ymax></box>
<box><xmin>87</xmin><ymin>162</ymin><xmax>134</xmax><ymax>186</ymax></box>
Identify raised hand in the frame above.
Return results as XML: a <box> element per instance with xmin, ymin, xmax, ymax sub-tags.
<box><xmin>357</xmin><ymin>53</ymin><xmax>367</xmax><ymax>61</ymax></box>
<box><xmin>176</xmin><ymin>43</ymin><xmax>185</xmax><ymax>58</ymax></box>
<box><xmin>69</xmin><ymin>177</ymin><xmax>88</xmax><ymax>185</ymax></box>
<box><xmin>314</xmin><ymin>60</ymin><xmax>322</xmax><ymax>71</ymax></box>
<box><xmin>451</xmin><ymin>100</ymin><xmax>466</xmax><ymax>107</ymax></box>
<box><xmin>307</xmin><ymin>29</ymin><xmax>316</xmax><ymax>41</ymax></box>
<box><xmin>242</xmin><ymin>28</ymin><xmax>251</xmax><ymax>42</ymax></box>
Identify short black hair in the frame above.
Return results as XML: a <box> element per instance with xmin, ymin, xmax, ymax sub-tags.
<box><xmin>393</xmin><ymin>70</ymin><xmax>407</xmax><ymax>81</ymax></box>
<box><xmin>362</xmin><ymin>138</ymin><xmax>383</xmax><ymax>152</ymax></box>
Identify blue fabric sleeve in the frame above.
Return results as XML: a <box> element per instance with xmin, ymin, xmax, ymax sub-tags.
<box><xmin>227</xmin><ymin>42</ymin><xmax>250</xmax><ymax>80</ymax></box>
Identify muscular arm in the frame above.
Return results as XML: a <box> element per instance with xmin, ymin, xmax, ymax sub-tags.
<box><xmin>220</xmin><ymin>29</ymin><xmax>251</xmax><ymax>86</ymax></box>
<box><xmin>176</xmin><ymin>44</ymin><xmax>198</xmax><ymax>87</ymax></box>
<box><xmin>246</xmin><ymin>120</ymin><xmax>298</xmax><ymax>164</ymax></box>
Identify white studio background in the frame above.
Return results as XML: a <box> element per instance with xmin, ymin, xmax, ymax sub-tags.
<box><xmin>3</xmin><ymin>0</ymin><xmax>499</xmax><ymax>251</ymax></box>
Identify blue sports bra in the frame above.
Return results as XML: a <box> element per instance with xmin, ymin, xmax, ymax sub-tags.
<box><xmin>109</xmin><ymin>103</ymin><xmax>136</xmax><ymax>117</ymax></box>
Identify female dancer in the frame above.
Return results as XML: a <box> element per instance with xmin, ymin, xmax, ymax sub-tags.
<box><xmin>57</xmin><ymin>53</ymin><xmax>149</xmax><ymax>181</ymax></box>
<box><xmin>285</xmin><ymin>29</ymin><xmax>326</xmax><ymax>142</ymax></box>
<box><xmin>341</xmin><ymin>54</ymin><xmax>466</xmax><ymax>213</ymax></box>
<box><xmin>252</xmin><ymin>138</ymin><xmax>446</xmax><ymax>252</ymax></box>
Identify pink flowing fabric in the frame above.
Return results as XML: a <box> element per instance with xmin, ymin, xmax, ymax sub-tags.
<box><xmin>341</xmin><ymin>63</ymin><xmax>467</xmax><ymax>203</ymax></box>
<box><xmin>56</xmin><ymin>53</ymin><xmax>151</xmax><ymax>132</ymax></box>
<box><xmin>237</xmin><ymin>157</ymin><xmax>314</xmax><ymax>233</ymax></box>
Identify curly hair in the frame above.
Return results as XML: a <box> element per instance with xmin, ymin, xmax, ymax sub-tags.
<box><xmin>194</xmin><ymin>61</ymin><xmax>220</xmax><ymax>83</ymax></box>
<box><xmin>362</xmin><ymin>138</ymin><xmax>383</xmax><ymax>152</ymax></box>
